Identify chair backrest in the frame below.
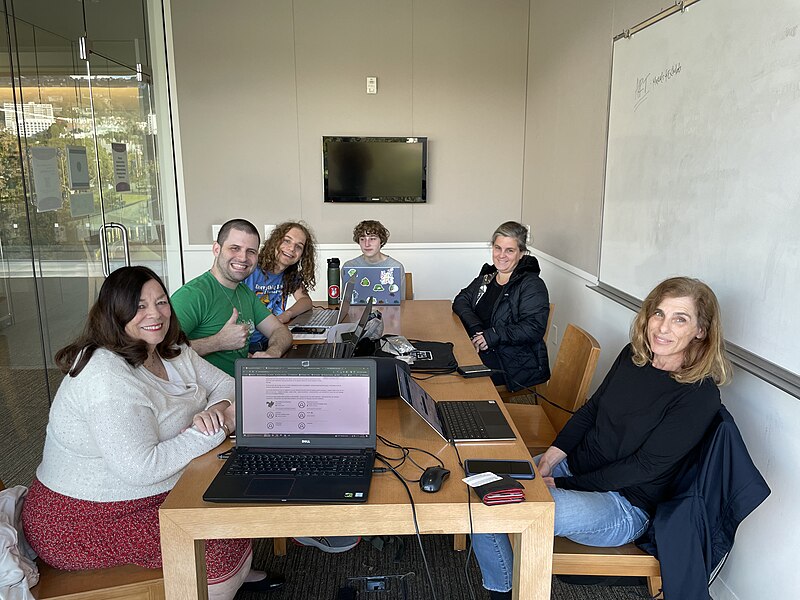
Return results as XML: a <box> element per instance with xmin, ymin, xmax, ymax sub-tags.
<box><xmin>540</xmin><ymin>323</ymin><xmax>601</xmax><ymax>433</ymax></box>
<box><xmin>404</xmin><ymin>272</ymin><xmax>414</xmax><ymax>300</ymax></box>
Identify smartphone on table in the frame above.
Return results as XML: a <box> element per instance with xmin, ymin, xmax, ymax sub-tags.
<box><xmin>463</xmin><ymin>459</ymin><xmax>536</xmax><ymax>480</ymax></box>
<box><xmin>289</xmin><ymin>327</ymin><xmax>326</xmax><ymax>334</ymax></box>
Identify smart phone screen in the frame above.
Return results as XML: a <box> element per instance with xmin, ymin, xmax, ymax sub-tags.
<box><xmin>464</xmin><ymin>459</ymin><xmax>536</xmax><ymax>479</ymax></box>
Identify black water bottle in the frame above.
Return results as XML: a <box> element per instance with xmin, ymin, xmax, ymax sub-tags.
<box><xmin>327</xmin><ymin>258</ymin><xmax>341</xmax><ymax>305</ymax></box>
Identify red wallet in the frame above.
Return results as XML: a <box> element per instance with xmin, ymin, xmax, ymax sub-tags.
<box><xmin>473</xmin><ymin>474</ymin><xmax>526</xmax><ymax>505</ymax></box>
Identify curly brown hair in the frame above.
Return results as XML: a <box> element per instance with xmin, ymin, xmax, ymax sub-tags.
<box><xmin>55</xmin><ymin>266</ymin><xmax>187</xmax><ymax>377</ymax></box>
<box><xmin>257</xmin><ymin>222</ymin><xmax>317</xmax><ymax>301</ymax></box>
<box><xmin>630</xmin><ymin>276</ymin><xmax>732</xmax><ymax>385</ymax></box>
<box><xmin>352</xmin><ymin>220</ymin><xmax>390</xmax><ymax>247</ymax></box>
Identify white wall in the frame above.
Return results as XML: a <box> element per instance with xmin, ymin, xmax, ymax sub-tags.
<box><xmin>518</xmin><ymin>1</ymin><xmax>795</xmax><ymax>595</ymax></box>
<box><xmin>167</xmin><ymin>0</ymin><xmax>531</xmax><ymax>246</ymax></box>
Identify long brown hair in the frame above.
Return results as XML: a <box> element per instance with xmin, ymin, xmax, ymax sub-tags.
<box><xmin>256</xmin><ymin>222</ymin><xmax>317</xmax><ymax>302</ymax></box>
<box><xmin>55</xmin><ymin>266</ymin><xmax>187</xmax><ymax>377</ymax></box>
<box><xmin>630</xmin><ymin>276</ymin><xmax>732</xmax><ymax>385</ymax></box>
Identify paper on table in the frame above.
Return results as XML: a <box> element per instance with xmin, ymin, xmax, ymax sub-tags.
<box><xmin>463</xmin><ymin>472</ymin><xmax>502</xmax><ymax>488</ymax></box>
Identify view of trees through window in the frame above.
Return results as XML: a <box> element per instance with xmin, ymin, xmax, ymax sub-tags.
<box><xmin>0</xmin><ymin>73</ymin><xmax>162</xmax><ymax>261</ymax></box>
<box><xmin>1</xmin><ymin>1</ymin><xmax>165</xmax><ymax>266</ymax></box>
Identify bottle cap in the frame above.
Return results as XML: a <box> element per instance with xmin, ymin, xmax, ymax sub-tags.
<box><xmin>327</xmin><ymin>257</ymin><xmax>340</xmax><ymax>267</ymax></box>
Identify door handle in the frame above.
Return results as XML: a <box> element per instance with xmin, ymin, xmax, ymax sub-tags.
<box><xmin>99</xmin><ymin>222</ymin><xmax>131</xmax><ymax>277</ymax></box>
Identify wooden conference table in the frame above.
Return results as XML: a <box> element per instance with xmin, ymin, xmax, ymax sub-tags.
<box><xmin>159</xmin><ymin>300</ymin><xmax>555</xmax><ymax>600</ymax></box>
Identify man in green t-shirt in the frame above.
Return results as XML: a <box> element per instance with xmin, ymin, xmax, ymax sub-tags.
<box><xmin>171</xmin><ymin>219</ymin><xmax>293</xmax><ymax>376</ymax></box>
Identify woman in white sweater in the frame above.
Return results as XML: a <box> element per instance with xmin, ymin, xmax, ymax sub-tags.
<box><xmin>21</xmin><ymin>266</ymin><xmax>283</xmax><ymax>598</ymax></box>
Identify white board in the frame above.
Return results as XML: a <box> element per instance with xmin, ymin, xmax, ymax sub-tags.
<box><xmin>600</xmin><ymin>0</ymin><xmax>800</xmax><ymax>376</ymax></box>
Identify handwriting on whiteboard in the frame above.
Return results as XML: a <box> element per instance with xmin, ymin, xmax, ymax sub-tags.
<box><xmin>634</xmin><ymin>63</ymin><xmax>683</xmax><ymax>111</ymax></box>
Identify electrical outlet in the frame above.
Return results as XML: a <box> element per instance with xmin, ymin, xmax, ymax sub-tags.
<box><xmin>365</xmin><ymin>576</ymin><xmax>388</xmax><ymax>591</ymax></box>
<box><xmin>550</xmin><ymin>324</ymin><xmax>558</xmax><ymax>347</ymax></box>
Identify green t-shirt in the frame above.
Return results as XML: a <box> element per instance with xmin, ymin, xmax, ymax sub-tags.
<box><xmin>171</xmin><ymin>271</ymin><xmax>271</xmax><ymax>376</ymax></box>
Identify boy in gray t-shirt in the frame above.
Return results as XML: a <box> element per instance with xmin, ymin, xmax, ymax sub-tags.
<box><xmin>342</xmin><ymin>220</ymin><xmax>406</xmax><ymax>298</ymax></box>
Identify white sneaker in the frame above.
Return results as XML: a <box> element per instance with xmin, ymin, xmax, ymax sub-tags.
<box><xmin>293</xmin><ymin>536</ymin><xmax>360</xmax><ymax>553</ymax></box>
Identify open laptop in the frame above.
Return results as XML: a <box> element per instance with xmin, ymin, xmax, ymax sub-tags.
<box><xmin>395</xmin><ymin>365</ymin><xmax>516</xmax><ymax>442</ymax></box>
<box><xmin>288</xmin><ymin>279</ymin><xmax>356</xmax><ymax>339</ymax></box>
<box><xmin>203</xmin><ymin>358</ymin><xmax>377</xmax><ymax>503</ymax></box>
<box><xmin>284</xmin><ymin>299</ymin><xmax>373</xmax><ymax>359</ymax></box>
<box><xmin>343</xmin><ymin>266</ymin><xmax>402</xmax><ymax>305</ymax></box>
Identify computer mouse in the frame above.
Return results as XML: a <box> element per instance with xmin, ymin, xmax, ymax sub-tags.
<box><xmin>420</xmin><ymin>466</ymin><xmax>450</xmax><ymax>493</ymax></box>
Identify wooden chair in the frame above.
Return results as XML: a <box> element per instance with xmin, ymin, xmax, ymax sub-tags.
<box><xmin>504</xmin><ymin>323</ymin><xmax>601</xmax><ymax>455</ymax></box>
<box><xmin>453</xmin><ymin>534</ymin><xmax>662</xmax><ymax>593</ymax></box>
<box><xmin>0</xmin><ymin>479</ymin><xmax>165</xmax><ymax>600</ymax></box>
<box><xmin>32</xmin><ymin>563</ymin><xmax>165</xmax><ymax>600</ymax></box>
<box><xmin>553</xmin><ymin>537</ymin><xmax>662</xmax><ymax>597</ymax></box>
<box><xmin>404</xmin><ymin>272</ymin><xmax>413</xmax><ymax>300</ymax></box>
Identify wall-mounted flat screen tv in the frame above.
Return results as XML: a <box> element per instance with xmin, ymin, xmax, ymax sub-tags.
<box><xmin>323</xmin><ymin>136</ymin><xmax>427</xmax><ymax>203</ymax></box>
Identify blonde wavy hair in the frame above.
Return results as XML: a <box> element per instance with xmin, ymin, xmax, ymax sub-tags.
<box><xmin>257</xmin><ymin>222</ymin><xmax>317</xmax><ymax>301</ymax></box>
<box><xmin>630</xmin><ymin>277</ymin><xmax>732</xmax><ymax>385</ymax></box>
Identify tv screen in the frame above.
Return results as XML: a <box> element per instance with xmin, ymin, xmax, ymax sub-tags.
<box><xmin>323</xmin><ymin>136</ymin><xmax>427</xmax><ymax>203</ymax></box>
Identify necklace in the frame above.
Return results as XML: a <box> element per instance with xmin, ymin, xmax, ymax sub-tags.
<box><xmin>144</xmin><ymin>351</ymin><xmax>167</xmax><ymax>379</ymax></box>
<box><xmin>222</xmin><ymin>283</ymin><xmax>255</xmax><ymax>335</ymax></box>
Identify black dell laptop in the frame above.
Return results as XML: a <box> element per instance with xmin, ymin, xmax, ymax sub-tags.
<box><xmin>203</xmin><ymin>358</ymin><xmax>377</xmax><ymax>503</ymax></box>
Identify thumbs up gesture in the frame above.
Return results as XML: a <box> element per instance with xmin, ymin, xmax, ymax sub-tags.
<box><xmin>215</xmin><ymin>308</ymin><xmax>250</xmax><ymax>350</ymax></box>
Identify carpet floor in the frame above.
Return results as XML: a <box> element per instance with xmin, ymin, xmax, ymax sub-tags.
<box><xmin>237</xmin><ymin>535</ymin><xmax>651</xmax><ymax>600</ymax></box>
<box><xmin>0</xmin><ymin>367</ymin><xmax>58</xmax><ymax>487</ymax></box>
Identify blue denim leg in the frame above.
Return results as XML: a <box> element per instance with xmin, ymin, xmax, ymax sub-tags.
<box><xmin>472</xmin><ymin>455</ymin><xmax>650</xmax><ymax>592</ymax></box>
<box><xmin>544</xmin><ymin>457</ymin><xmax>650</xmax><ymax>546</ymax></box>
<box><xmin>471</xmin><ymin>532</ymin><xmax>514</xmax><ymax>592</ymax></box>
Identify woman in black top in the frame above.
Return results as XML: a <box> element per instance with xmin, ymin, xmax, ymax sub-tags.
<box><xmin>472</xmin><ymin>276</ymin><xmax>732</xmax><ymax>600</ymax></box>
<box><xmin>452</xmin><ymin>221</ymin><xmax>550</xmax><ymax>390</ymax></box>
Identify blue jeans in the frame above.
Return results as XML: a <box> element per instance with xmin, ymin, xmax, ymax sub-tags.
<box><xmin>471</xmin><ymin>456</ymin><xmax>650</xmax><ymax>592</ymax></box>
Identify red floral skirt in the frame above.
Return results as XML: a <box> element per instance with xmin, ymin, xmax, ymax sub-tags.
<box><xmin>22</xmin><ymin>480</ymin><xmax>251</xmax><ymax>584</ymax></box>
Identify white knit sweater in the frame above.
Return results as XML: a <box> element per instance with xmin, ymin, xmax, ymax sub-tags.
<box><xmin>36</xmin><ymin>346</ymin><xmax>233</xmax><ymax>502</ymax></box>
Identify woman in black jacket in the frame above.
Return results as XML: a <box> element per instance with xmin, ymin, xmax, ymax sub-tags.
<box><xmin>452</xmin><ymin>221</ymin><xmax>550</xmax><ymax>391</ymax></box>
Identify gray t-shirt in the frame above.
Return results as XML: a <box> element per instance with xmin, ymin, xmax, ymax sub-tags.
<box><xmin>342</xmin><ymin>254</ymin><xmax>406</xmax><ymax>299</ymax></box>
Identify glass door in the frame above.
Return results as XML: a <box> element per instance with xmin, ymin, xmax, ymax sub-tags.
<box><xmin>0</xmin><ymin>0</ymin><xmax>171</xmax><ymax>486</ymax></box>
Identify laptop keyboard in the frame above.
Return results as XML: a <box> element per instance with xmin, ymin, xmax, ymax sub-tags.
<box><xmin>228</xmin><ymin>451</ymin><xmax>370</xmax><ymax>477</ymax></box>
<box><xmin>305</xmin><ymin>310</ymin><xmax>338</xmax><ymax>327</ymax></box>
<box><xmin>438</xmin><ymin>401</ymin><xmax>490</xmax><ymax>439</ymax></box>
<box><xmin>306</xmin><ymin>343</ymin><xmax>349</xmax><ymax>359</ymax></box>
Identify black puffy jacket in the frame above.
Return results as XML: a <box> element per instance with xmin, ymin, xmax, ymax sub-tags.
<box><xmin>452</xmin><ymin>255</ymin><xmax>550</xmax><ymax>391</ymax></box>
